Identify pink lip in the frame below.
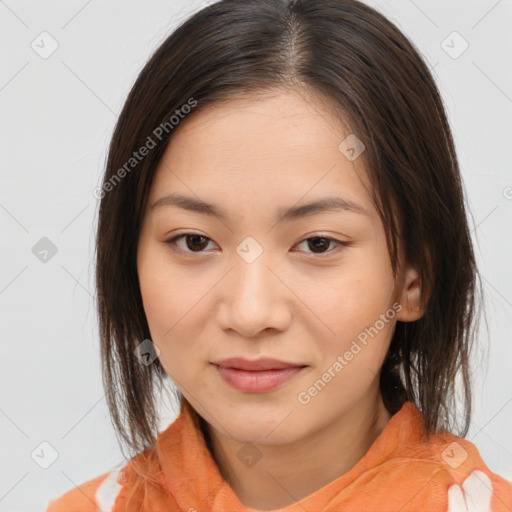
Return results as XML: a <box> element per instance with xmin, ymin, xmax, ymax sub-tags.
<box><xmin>211</xmin><ymin>357</ymin><xmax>305</xmax><ymax>371</ymax></box>
<box><xmin>211</xmin><ymin>358</ymin><xmax>307</xmax><ymax>393</ymax></box>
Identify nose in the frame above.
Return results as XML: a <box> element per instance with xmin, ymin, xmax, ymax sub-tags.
<box><xmin>216</xmin><ymin>253</ymin><xmax>292</xmax><ymax>338</ymax></box>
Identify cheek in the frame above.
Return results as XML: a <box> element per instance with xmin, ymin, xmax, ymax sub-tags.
<box><xmin>347</xmin><ymin>236</ymin><xmax>397</xmax><ymax>308</ymax></box>
<box><xmin>309</xmin><ymin>249</ymin><xmax>397</xmax><ymax>359</ymax></box>
<box><xmin>314</xmin><ymin>259</ymin><xmax>395</xmax><ymax>319</ymax></box>
<box><xmin>138</xmin><ymin>246</ymin><xmax>190</xmax><ymax>339</ymax></box>
<box><xmin>138</xmin><ymin>259</ymin><xmax>195</xmax><ymax>379</ymax></box>
<box><xmin>137</xmin><ymin>244</ymin><xmax>216</xmax><ymax>372</ymax></box>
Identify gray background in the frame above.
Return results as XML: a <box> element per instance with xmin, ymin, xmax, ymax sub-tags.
<box><xmin>1</xmin><ymin>0</ymin><xmax>511</xmax><ymax>510</ymax></box>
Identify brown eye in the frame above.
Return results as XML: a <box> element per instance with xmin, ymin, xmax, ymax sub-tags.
<box><xmin>306</xmin><ymin>237</ymin><xmax>332</xmax><ymax>253</ymax></box>
<box><xmin>165</xmin><ymin>233</ymin><xmax>348</xmax><ymax>257</ymax></box>
<box><xmin>294</xmin><ymin>236</ymin><xmax>347</xmax><ymax>255</ymax></box>
<box><xmin>165</xmin><ymin>234</ymin><xmax>215</xmax><ymax>253</ymax></box>
<box><xmin>184</xmin><ymin>234</ymin><xmax>209</xmax><ymax>251</ymax></box>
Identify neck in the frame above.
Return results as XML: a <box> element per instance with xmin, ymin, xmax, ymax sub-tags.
<box><xmin>202</xmin><ymin>391</ymin><xmax>392</xmax><ymax>511</ymax></box>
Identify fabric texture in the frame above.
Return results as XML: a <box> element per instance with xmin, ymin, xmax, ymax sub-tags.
<box><xmin>46</xmin><ymin>399</ymin><xmax>512</xmax><ymax>512</ymax></box>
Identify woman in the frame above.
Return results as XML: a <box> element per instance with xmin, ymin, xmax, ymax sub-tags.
<box><xmin>47</xmin><ymin>0</ymin><xmax>512</xmax><ymax>510</ymax></box>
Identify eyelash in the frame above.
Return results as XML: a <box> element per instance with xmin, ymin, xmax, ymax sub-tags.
<box><xmin>164</xmin><ymin>233</ymin><xmax>349</xmax><ymax>257</ymax></box>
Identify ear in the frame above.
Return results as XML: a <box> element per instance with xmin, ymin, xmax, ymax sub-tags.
<box><xmin>395</xmin><ymin>265</ymin><xmax>425</xmax><ymax>322</ymax></box>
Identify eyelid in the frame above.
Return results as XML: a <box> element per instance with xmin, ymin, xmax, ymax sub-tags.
<box><xmin>164</xmin><ymin>231</ymin><xmax>351</xmax><ymax>256</ymax></box>
<box><xmin>292</xmin><ymin>235</ymin><xmax>349</xmax><ymax>255</ymax></box>
<box><xmin>165</xmin><ymin>232</ymin><xmax>218</xmax><ymax>255</ymax></box>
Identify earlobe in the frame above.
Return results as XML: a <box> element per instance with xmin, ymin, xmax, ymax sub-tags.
<box><xmin>396</xmin><ymin>266</ymin><xmax>425</xmax><ymax>322</ymax></box>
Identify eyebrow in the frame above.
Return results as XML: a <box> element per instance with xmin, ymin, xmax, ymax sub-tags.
<box><xmin>150</xmin><ymin>192</ymin><xmax>368</xmax><ymax>222</ymax></box>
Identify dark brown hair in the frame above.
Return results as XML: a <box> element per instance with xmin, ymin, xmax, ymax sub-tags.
<box><xmin>95</xmin><ymin>0</ymin><xmax>481</xmax><ymax>458</ymax></box>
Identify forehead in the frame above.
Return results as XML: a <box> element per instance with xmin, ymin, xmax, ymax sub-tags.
<box><xmin>168</xmin><ymin>88</ymin><xmax>352</xmax><ymax>161</ymax></box>
<box><xmin>148</xmin><ymin>88</ymin><xmax>374</xmax><ymax>217</ymax></box>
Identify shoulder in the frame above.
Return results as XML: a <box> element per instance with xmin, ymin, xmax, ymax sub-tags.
<box><xmin>396</xmin><ymin>428</ymin><xmax>512</xmax><ymax>511</ymax></box>
<box><xmin>45</xmin><ymin>463</ymin><xmax>126</xmax><ymax>512</ymax></box>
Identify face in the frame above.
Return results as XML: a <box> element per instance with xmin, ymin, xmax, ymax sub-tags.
<box><xmin>137</xmin><ymin>87</ymin><xmax>413</xmax><ymax>446</ymax></box>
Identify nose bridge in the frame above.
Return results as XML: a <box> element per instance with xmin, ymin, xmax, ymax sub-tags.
<box><xmin>232</xmin><ymin>235</ymin><xmax>275</xmax><ymax>307</ymax></box>
<box><xmin>218</xmin><ymin>234</ymin><xmax>289</xmax><ymax>335</ymax></box>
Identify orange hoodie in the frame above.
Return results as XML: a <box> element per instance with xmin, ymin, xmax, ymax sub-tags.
<box><xmin>46</xmin><ymin>399</ymin><xmax>512</xmax><ymax>512</ymax></box>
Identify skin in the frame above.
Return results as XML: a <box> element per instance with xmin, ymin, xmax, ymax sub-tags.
<box><xmin>137</xmin><ymin>87</ymin><xmax>424</xmax><ymax>511</ymax></box>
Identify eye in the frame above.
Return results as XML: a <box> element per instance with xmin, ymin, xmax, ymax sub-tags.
<box><xmin>165</xmin><ymin>233</ymin><xmax>349</xmax><ymax>256</ymax></box>
<box><xmin>165</xmin><ymin>233</ymin><xmax>218</xmax><ymax>254</ymax></box>
<box><xmin>293</xmin><ymin>236</ymin><xmax>348</xmax><ymax>255</ymax></box>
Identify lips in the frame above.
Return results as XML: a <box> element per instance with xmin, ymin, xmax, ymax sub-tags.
<box><xmin>211</xmin><ymin>357</ymin><xmax>309</xmax><ymax>393</ymax></box>
<box><xmin>211</xmin><ymin>357</ymin><xmax>306</xmax><ymax>371</ymax></box>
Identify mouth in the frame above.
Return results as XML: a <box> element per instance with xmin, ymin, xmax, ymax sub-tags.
<box><xmin>211</xmin><ymin>358</ymin><xmax>308</xmax><ymax>393</ymax></box>
<box><xmin>211</xmin><ymin>357</ymin><xmax>307</xmax><ymax>371</ymax></box>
